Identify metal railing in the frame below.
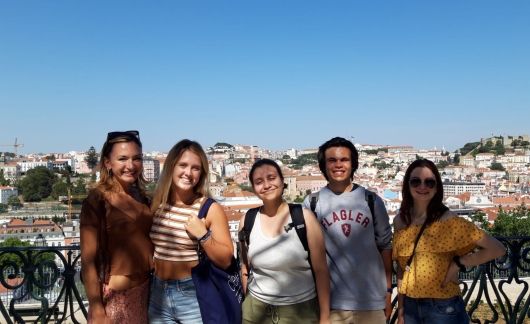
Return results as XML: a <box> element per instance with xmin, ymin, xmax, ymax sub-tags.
<box><xmin>0</xmin><ymin>246</ymin><xmax>86</xmax><ymax>324</ymax></box>
<box><xmin>1</xmin><ymin>237</ymin><xmax>530</xmax><ymax>323</ymax></box>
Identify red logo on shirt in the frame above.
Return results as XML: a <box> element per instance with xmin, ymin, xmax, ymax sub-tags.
<box><xmin>342</xmin><ymin>223</ymin><xmax>351</xmax><ymax>237</ymax></box>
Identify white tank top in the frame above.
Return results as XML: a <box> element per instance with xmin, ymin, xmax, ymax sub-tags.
<box><xmin>247</xmin><ymin>211</ymin><xmax>316</xmax><ymax>305</ymax></box>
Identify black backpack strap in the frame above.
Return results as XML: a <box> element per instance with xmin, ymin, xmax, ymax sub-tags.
<box><xmin>238</xmin><ymin>207</ymin><xmax>260</xmax><ymax>279</ymax></box>
<box><xmin>365</xmin><ymin>189</ymin><xmax>375</xmax><ymax>220</ymax></box>
<box><xmin>288</xmin><ymin>204</ymin><xmax>309</xmax><ymax>252</ymax></box>
<box><xmin>238</xmin><ymin>207</ymin><xmax>259</xmax><ymax>245</ymax></box>
<box><xmin>287</xmin><ymin>204</ymin><xmax>316</xmax><ymax>282</ymax></box>
<box><xmin>197</xmin><ymin>197</ymin><xmax>215</xmax><ymax>219</ymax></box>
<box><xmin>309</xmin><ymin>192</ymin><xmax>319</xmax><ymax>216</ymax></box>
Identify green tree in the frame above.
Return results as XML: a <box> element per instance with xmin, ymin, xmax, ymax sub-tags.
<box><xmin>470</xmin><ymin>211</ymin><xmax>491</xmax><ymax>230</ymax></box>
<box><xmin>290</xmin><ymin>153</ymin><xmax>318</xmax><ymax>170</ymax></box>
<box><xmin>453</xmin><ymin>153</ymin><xmax>461</xmax><ymax>165</ymax></box>
<box><xmin>459</xmin><ymin>142</ymin><xmax>480</xmax><ymax>156</ymax></box>
<box><xmin>19</xmin><ymin>166</ymin><xmax>57</xmax><ymax>202</ymax></box>
<box><xmin>72</xmin><ymin>177</ymin><xmax>87</xmax><ymax>195</ymax></box>
<box><xmin>51</xmin><ymin>180</ymin><xmax>69</xmax><ymax>200</ymax></box>
<box><xmin>490</xmin><ymin>162</ymin><xmax>505</xmax><ymax>171</ymax></box>
<box><xmin>437</xmin><ymin>161</ymin><xmax>450</xmax><ymax>169</ymax></box>
<box><xmin>280</xmin><ymin>155</ymin><xmax>292</xmax><ymax>164</ymax></box>
<box><xmin>0</xmin><ymin>203</ymin><xmax>7</xmax><ymax>213</ymax></box>
<box><xmin>84</xmin><ymin>146</ymin><xmax>99</xmax><ymax>179</ymax></box>
<box><xmin>51</xmin><ymin>215</ymin><xmax>66</xmax><ymax>224</ymax></box>
<box><xmin>0</xmin><ymin>238</ymin><xmax>31</xmax><ymax>267</ymax></box>
<box><xmin>494</xmin><ymin>141</ymin><xmax>505</xmax><ymax>155</ymax></box>
<box><xmin>489</xmin><ymin>206</ymin><xmax>530</xmax><ymax>236</ymax></box>
<box><xmin>7</xmin><ymin>195</ymin><xmax>22</xmax><ymax>209</ymax></box>
<box><xmin>213</xmin><ymin>142</ymin><xmax>233</xmax><ymax>149</ymax></box>
<box><xmin>0</xmin><ymin>169</ymin><xmax>9</xmax><ymax>186</ymax></box>
<box><xmin>293</xmin><ymin>196</ymin><xmax>304</xmax><ymax>203</ymax></box>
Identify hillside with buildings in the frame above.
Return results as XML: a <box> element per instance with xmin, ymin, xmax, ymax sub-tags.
<box><xmin>0</xmin><ymin>133</ymin><xmax>529</xmax><ymax>252</ymax></box>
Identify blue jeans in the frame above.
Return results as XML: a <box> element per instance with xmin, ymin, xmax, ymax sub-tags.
<box><xmin>403</xmin><ymin>296</ymin><xmax>469</xmax><ymax>324</ymax></box>
<box><xmin>148</xmin><ymin>276</ymin><xmax>202</xmax><ymax>324</ymax></box>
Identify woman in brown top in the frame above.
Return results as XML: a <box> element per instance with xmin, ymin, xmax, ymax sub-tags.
<box><xmin>80</xmin><ymin>130</ymin><xmax>153</xmax><ymax>324</ymax></box>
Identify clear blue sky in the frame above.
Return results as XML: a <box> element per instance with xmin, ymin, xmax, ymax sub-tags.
<box><xmin>1</xmin><ymin>1</ymin><xmax>529</xmax><ymax>154</ymax></box>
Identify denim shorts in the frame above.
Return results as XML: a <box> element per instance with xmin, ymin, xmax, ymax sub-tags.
<box><xmin>403</xmin><ymin>295</ymin><xmax>470</xmax><ymax>324</ymax></box>
<box><xmin>148</xmin><ymin>276</ymin><xmax>202</xmax><ymax>324</ymax></box>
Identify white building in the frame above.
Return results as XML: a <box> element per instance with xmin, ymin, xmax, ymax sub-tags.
<box><xmin>17</xmin><ymin>160</ymin><xmax>52</xmax><ymax>174</ymax></box>
<box><xmin>143</xmin><ymin>158</ymin><xmax>160</xmax><ymax>182</ymax></box>
<box><xmin>0</xmin><ymin>163</ymin><xmax>21</xmax><ymax>182</ymax></box>
<box><xmin>442</xmin><ymin>181</ymin><xmax>486</xmax><ymax>198</ymax></box>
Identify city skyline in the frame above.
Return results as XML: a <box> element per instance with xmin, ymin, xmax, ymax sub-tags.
<box><xmin>1</xmin><ymin>1</ymin><xmax>529</xmax><ymax>153</ymax></box>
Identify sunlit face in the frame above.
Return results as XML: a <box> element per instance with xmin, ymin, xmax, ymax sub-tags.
<box><xmin>251</xmin><ymin>165</ymin><xmax>284</xmax><ymax>203</ymax></box>
<box><xmin>172</xmin><ymin>150</ymin><xmax>203</xmax><ymax>193</ymax></box>
<box><xmin>104</xmin><ymin>141</ymin><xmax>143</xmax><ymax>189</ymax></box>
<box><xmin>409</xmin><ymin>167</ymin><xmax>437</xmax><ymax>203</ymax></box>
<box><xmin>324</xmin><ymin>146</ymin><xmax>352</xmax><ymax>185</ymax></box>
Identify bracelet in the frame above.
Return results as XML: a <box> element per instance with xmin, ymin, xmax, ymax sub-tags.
<box><xmin>453</xmin><ymin>255</ymin><xmax>466</xmax><ymax>272</ymax></box>
<box><xmin>199</xmin><ymin>230</ymin><xmax>212</xmax><ymax>244</ymax></box>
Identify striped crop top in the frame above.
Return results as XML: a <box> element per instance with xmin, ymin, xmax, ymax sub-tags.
<box><xmin>150</xmin><ymin>198</ymin><xmax>205</xmax><ymax>262</ymax></box>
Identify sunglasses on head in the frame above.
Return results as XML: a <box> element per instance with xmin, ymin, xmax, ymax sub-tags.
<box><xmin>106</xmin><ymin>130</ymin><xmax>140</xmax><ymax>141</ymax></box>
<box><xmin>409</xmin><ymin>177</ymin><xmax>436</xmax><ymax>189</ymax></box>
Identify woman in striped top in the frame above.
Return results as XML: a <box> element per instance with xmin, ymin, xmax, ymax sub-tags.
<box><xmin>148</xmin><ymin>139</ymin><xmax>234</xmax><ymax>323</ymax></box>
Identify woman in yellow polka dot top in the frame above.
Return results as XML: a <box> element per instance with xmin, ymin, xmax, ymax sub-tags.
<box><xmin>393</xmin><ymin>159</ymin><xmax>505</xmax><ymax>324</ymax></box>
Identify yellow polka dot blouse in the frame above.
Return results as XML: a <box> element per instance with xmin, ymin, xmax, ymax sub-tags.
<box><xmin>393</xmin><ymin>216</ymin><xmax>484</xmax><ymax>298</ymax></box>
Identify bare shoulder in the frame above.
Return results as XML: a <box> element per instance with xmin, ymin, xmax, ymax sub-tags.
<box><xmin>302</xmin><ymin>207</ymin><xmax>318</xmax><ymax>224</ymax></box>
<box><xmin>208</xmin><ymin>201</ymin><xmax>227</xmax><ymax>218</ymax></box>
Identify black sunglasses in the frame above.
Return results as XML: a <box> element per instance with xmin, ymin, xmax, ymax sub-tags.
<box><xmin>409</xmin><ymin>177</ymin><xmax>436</xmax><ymax>189</ymax></box>
<box><xmin>106</xmin><ymin>130</ymin><xmax>140</xmax><ymax>141</ymax></box>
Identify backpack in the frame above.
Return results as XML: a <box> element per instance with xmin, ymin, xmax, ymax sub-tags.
<box><xmin>237</xmin><ymin>204</ymin><xmax>313</xmax><ymax>275</ymax></box>
<box><xmin>309</xmin><ymin>185</ymin><xmax>376</xmax><ymax>227</ymax></box>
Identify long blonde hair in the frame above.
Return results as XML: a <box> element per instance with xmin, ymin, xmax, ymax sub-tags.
<box><xmin>97</xmin><ymin>132</ymin><xmax>146</xmax><ymax>195</ymax></box>
<box><xmin>151</xmin><ymin>139</ymin><xmax>209</xmax><ymax>212</ymax></box>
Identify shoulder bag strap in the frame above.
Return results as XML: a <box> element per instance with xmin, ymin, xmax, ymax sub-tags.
<box><xmin>405</xmin><ymin>220</ymin><xmax>429</xmax><ymax>272</ymax></box>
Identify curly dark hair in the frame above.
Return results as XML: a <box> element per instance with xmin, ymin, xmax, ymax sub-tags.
<box><xmin>317</xmin><ymin>137</ymin><xmax>359</xmax><ymax>181</ymax></box>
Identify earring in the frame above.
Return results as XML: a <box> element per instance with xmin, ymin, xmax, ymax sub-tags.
<box><xmin>108</xmin><ymin>168</ymin><xmax>113</xmax><ymax>176</ymax></box>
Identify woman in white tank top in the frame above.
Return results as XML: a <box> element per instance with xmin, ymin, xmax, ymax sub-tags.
<box><xmin>240</xmin><ymin>159</ymin><xmax>331</xmax><ymax>324</ymax></box>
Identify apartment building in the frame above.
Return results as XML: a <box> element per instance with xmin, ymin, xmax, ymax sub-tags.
<box><xmin>0</xmin><ymin>218</ymin><xmax>64</xmax><ymax>247</ymax></box>
<box><xmin>17</xmin><ymin>160</ymin><xmax>52</xmax><ymax>174</ymax></box>
<box><xmin>0</xmin><ymin>162</ymin><xmax>20</xmax><ymax>182</ymax></box>
<box><xmin>0</xmin><ymin>186</ymin><xmax>18</xmax><ymax>204</ymax></box>
<box><xmin>442</xmin><ymin>180</ymin><xmax>486</xmax><ymax>198</ymax></box>
<box><xmin>143</xmin><ymin>158</ymin><xmax>160</xmax><ymax>182</ymax></box>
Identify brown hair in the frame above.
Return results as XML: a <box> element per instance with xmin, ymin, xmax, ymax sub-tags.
<box><xmin>151</xmin><ymin>139</ymin><xmax>209</xmax><ymax>212</ymax></box>
<box><xmin>399</xmin><ymin>159</ymin><xmax>448</xmax><ymax>226</ymax></box>
<box><xmin>96</xmin><ymin>132</ymin><xmax>146</xmax><ymax>195</ymax></box>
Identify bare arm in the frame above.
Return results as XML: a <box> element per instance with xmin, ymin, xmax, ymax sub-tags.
<box><xmin>395</xmin><ymin>263</ymin><xmax>405</xmax><ymax>324</ymax></box>
<box><xmin>443</xmin><ymin>232</ymin><xmax>506</xmax><ymax>287</ymax></box>
<box><xmin>187</xmin><ymin>202</ymin><xmax>234</xmax><ymax>269</ymax></box>
<box><xmin>380</xmin><ymin>248</ymin><xmax>393</xmax><ymax>320</ymax></box>
<box><xmin>80</xmin><ymin>222</ymin><xmax>108</xmax><ymax>322</ymax></box>
<box><xmin>393</xmin><ymin>215</ymin><xmax>405</xmax><ymax>323</ymax></box>
<box><xmin>304</xmin><ymin>208</ymin><xmax>330</xmax><ymax>324</ymax></box>
<box><xmin>238</xmin><ymin>214</ymin><xmax>250</xmax><ymax>293</ymax></box>
<box><xmin>461</xmin><ymin>233</ymin><xmax>506</xmax><ymax>266</ymax></box>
